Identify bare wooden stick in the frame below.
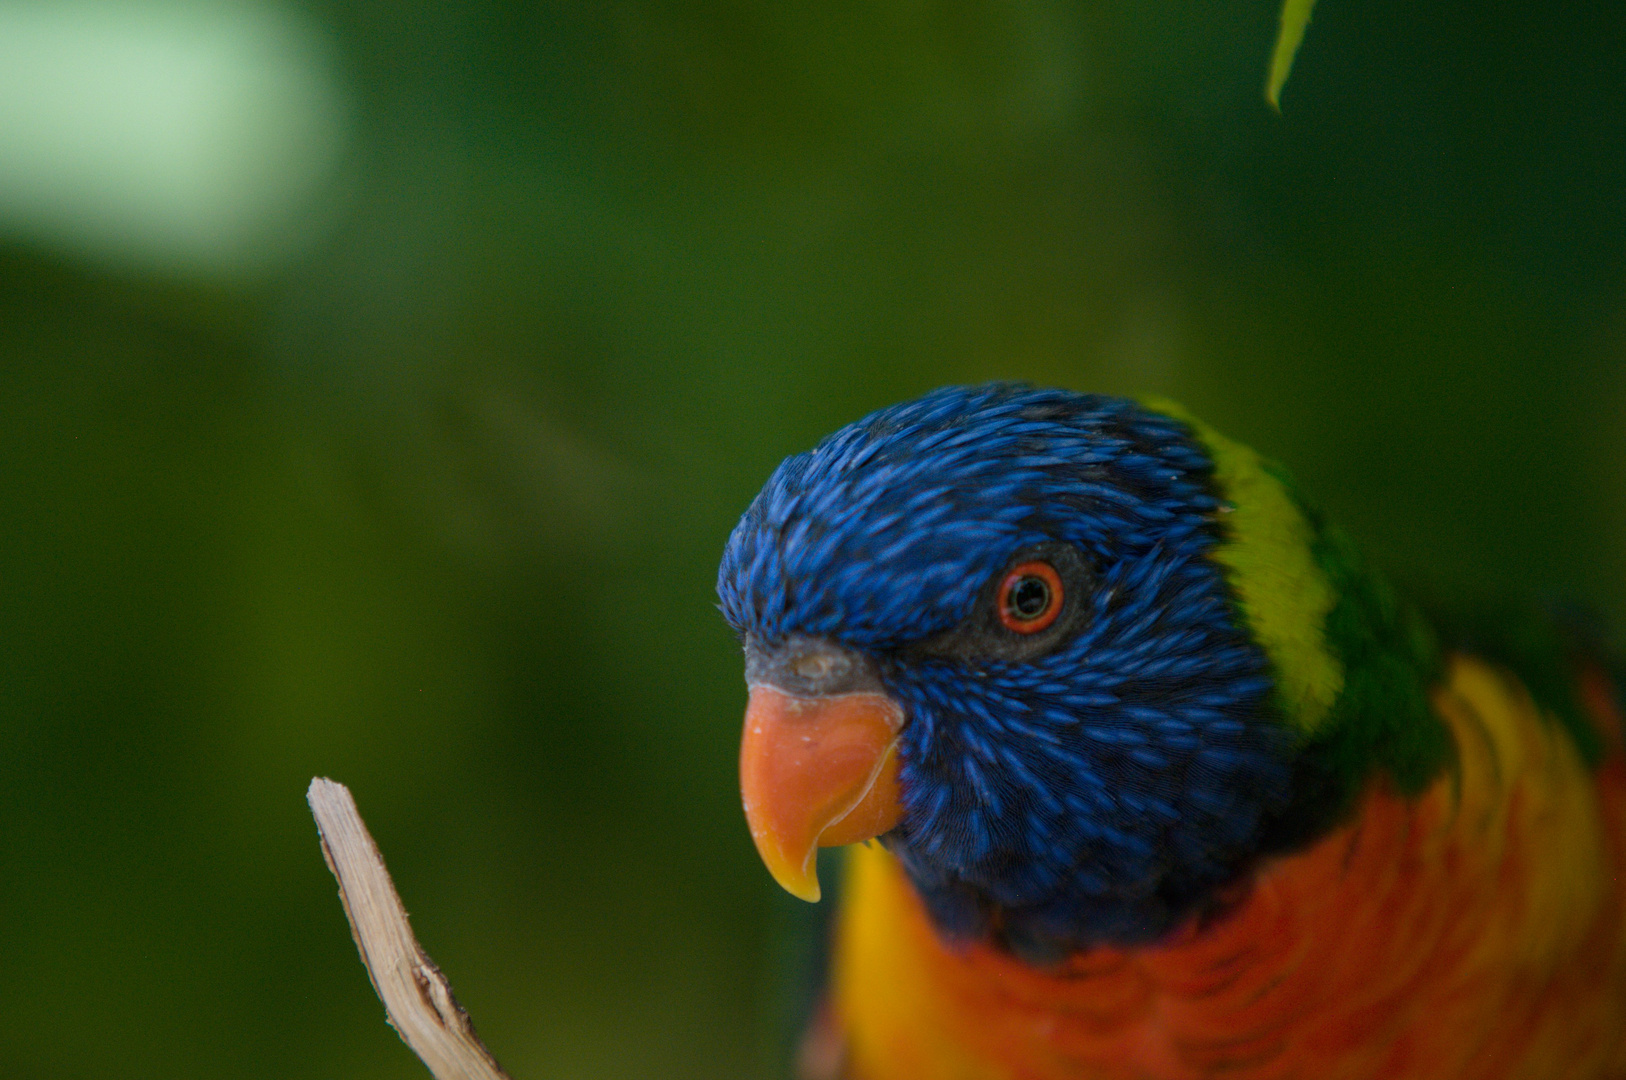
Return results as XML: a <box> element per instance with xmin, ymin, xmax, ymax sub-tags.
<box><xmin>307</xmin><ymin>777</ymin><xmax>513</xmax><ymax>1080</ymax></box>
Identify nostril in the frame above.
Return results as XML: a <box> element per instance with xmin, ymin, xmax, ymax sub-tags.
<box><xmin>746</xmin><ymin>634</ymin><xmax>883</xmax><ymax>697</ymax></box>
<box><xmin>793</xmin><ymin>653</ymin><xmax>845</xmax><ymax>682</ymax></box>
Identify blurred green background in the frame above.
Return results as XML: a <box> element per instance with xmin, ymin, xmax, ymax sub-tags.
<box><xmin>2</xmin><ymin>0</ymin><xmax>1625</xmax><ymax>1076</ymax></box>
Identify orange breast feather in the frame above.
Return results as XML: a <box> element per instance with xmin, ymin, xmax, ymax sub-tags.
<box><xmin>831</xmin><ymin>654</ymin><xmax>1626</xmax><ymax>1080</ymax></box>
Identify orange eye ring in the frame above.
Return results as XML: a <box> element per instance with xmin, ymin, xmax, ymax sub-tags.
<box><xmin>998</xmin><ymin>561</ymin><xmax>1063</xmax><ymax>633</ymax></box>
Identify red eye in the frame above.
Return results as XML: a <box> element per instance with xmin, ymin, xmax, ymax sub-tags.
<box><xmin>998</xmin><ymin>561</ymin><xmax>1063</xmax><ymax>633</ymax></box>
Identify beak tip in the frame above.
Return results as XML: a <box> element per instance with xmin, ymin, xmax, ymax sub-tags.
<box><xmin>772</xmin><ymin>866</ymin><xmax>822</xmax><ymax>903</ymax></box>
<box><xmin>753</xmin><ymin>833</ymin><xmax>823</xmax><ymax>902</ymax></box>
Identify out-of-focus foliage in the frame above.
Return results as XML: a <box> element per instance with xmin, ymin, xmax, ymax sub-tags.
<box><xmin>2</xmin><ymin>2</ymin><xmax>1625</xmax><ymax>1078</ymax></box>
<box><xmin>1268</xmin><ymin>0</ymin><xmax>1318</xmax><ymax>108</ymax></box>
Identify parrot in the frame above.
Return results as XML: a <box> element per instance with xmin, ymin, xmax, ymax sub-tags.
<box><xmin>715</xmin><ymin>383</ymin><xmax>1626</xmax><ymax>1080</ymax></box>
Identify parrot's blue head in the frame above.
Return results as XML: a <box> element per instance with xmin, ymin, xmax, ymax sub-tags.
<box><xmin>719</xmin><ymin>384</ymin><xmax>1306</xmax><ymax>957</ymax></box>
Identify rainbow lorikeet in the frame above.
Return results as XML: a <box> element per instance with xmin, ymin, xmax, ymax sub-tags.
<box><xmin>716</xmin><ymin>384</ymin><xmax>1626</xmax><ymax>1080</ymax></box>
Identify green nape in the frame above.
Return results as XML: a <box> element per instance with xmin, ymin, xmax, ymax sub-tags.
<box><xmin>1142</xmin><ymin>399</ymin><xmax>1344</xmax><ymax>733</ymax></box>
<box><xmin>1280</xmin><ymin>485</ymin><xmax>1452</xmax><ymax>798</ymax></box>
<box><xmin>1144</xmin><ymin>399</ymin><xmax>1452</xmax><ymax>800</ymax></box>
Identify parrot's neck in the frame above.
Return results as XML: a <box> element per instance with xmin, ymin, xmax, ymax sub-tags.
<box><xmin>1150</xmin><ymin>400</ymin><xmax>1450</xmax><ymax>804</ymax></box>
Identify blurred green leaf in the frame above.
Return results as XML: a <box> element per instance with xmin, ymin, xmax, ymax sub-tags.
<box><xmin>1267</xmin><ymin>0</ymin><xmax>1318</xmax><ymax>109</ymax></box>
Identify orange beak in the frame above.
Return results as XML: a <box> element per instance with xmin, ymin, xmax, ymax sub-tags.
<box><xmin>739</xmin><ymin>686</ymin><xmax>904</xmax><ymax>901</ymax></box>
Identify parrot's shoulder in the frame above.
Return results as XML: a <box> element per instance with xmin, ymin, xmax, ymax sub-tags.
<box><xmin>1422</xmin><ymin>593</ymin><xmax>1619</xmax><ymax>768</ymax></box>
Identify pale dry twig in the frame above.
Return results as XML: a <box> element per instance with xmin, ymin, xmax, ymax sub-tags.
<box><xmin>308</xmin><ymin>777</ymin><xmax>513</xmax><ymax>1080</ymax></box>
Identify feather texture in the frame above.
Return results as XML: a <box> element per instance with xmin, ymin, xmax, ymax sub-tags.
<box><xmin>832</xmin><ymin>653</ymin><xmax>1626</xmax><ymax>1079</ymax></box>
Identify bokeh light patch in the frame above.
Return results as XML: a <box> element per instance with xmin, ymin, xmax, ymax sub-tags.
<box><xmin>0</xmin><ymin>0</ymin><xmax>348</xmax><ymax>276</ymax></box>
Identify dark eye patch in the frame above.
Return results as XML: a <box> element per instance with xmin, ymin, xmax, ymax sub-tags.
<box><xmin>903</xmin><ymin>541</ymin><xmax>1095</xmax><ymax>665</ymax></box>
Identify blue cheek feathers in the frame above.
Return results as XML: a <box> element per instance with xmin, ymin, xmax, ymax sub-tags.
<box><xmin>886</xmin><ymin>548</ymin><xmax>1290</xmax><ymax>955</ymax></box>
